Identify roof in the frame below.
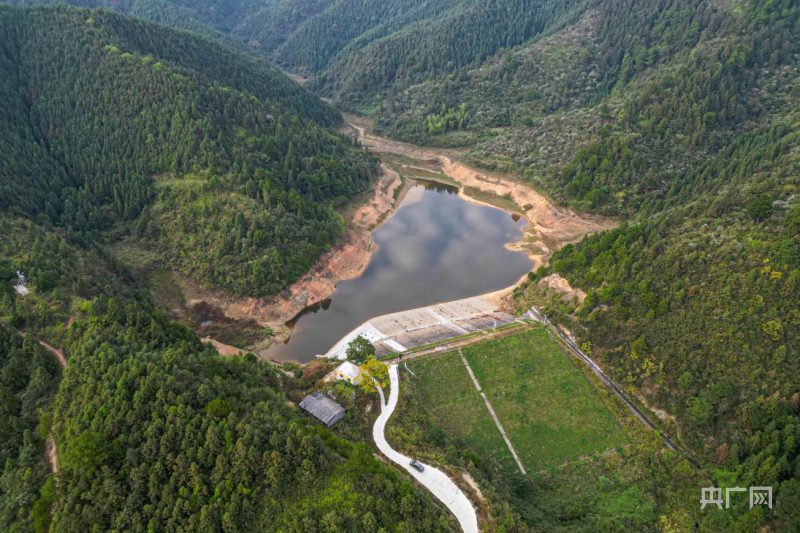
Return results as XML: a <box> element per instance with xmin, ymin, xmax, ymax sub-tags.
<box><xmin>336</xmin><ymin>361</ymin><xmax>362</xmax><ymax>380</ymax></box>
<box><xmin>299</xmin><ymin>392</ymin><xmax>345</xmax><ymax>426</ymax></box>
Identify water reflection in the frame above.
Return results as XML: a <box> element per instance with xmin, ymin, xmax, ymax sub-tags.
<box><xmin>416</xmin><ymin>179</ymin><xmax>459</xmax><ymax>194</ymax></box>
<box><xmin>286</xmin><ymin>298</ymin><xmax>332</xmax><ymax>329</ymax></box>
<box><xmin>265</xmin><ymin>178</ymin><xmax>533</xmax><ymax>362</ymax></box>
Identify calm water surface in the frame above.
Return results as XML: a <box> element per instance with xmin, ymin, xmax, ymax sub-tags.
<box><xmin>265</xmin><ymin>179</ymin><xmax>533</xmax><ymax>362</ymax></box>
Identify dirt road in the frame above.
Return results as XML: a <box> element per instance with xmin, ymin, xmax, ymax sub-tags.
<box><xmin>39</xmin><ymin>340</ymin><xmax>67</xmax><ymax>370</ymax></box>
<box><xmin>17</xmin><ymin>326</ymin><xmax>69</xmax><ymax>480</ymax></box>
<box><xmin>16</xmin><ymin>330</ymin><xmax>67</xmax><ymax>370</ymax></box>
<box><xmin>201</xmin><ymin>336</ymin><xmax>245</xmax><ymax>356</ymax></box>
<box><xmin>45</xmin><ymin>437</ymin><xmax>58</xmax><ymax>474</ymax></box>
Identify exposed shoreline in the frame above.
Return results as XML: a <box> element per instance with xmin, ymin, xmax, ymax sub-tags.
<box><xmin>340</xmin><ymin>113</ymin><xmax>616</xmax><ymax>270</ymax></box>
<box><xmin>191</xmin><ymin>114</ymin><xmax>614</xmax><ymax>359</ymax></box>
<box><xmin>179</xmin><ymin>162</ymin><xmax>406</xmax><ymax>335</ymax></box>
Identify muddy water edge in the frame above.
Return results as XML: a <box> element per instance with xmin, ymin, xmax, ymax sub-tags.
<box><xmin>187</xmin><ymin>115</ymin><xmax>615</xmax><ymax>362</ymax></box>
<box><xmin>263</xmin><ymin>177</ymin><xmax>534</xmax><ymax>361</ymax></box>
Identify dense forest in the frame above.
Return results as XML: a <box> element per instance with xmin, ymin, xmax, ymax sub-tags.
<box><xmin>0</xmin><ymin>328</ymin><xmax>61</xmax><ymax>531</ymax></box>
<box><xmin>0</xmin><ymin>5</ymin><xmax>377</xmax><ymax>296</ymax></box>
<box><xmin>4</xmin><ymin>0</ymin><xmax>594</xmax><ymax>107</ymax></box>
<box><xmin>0</xmin><ymin>217</ymin><xmax>145</xmax><ymax>344</ymax></box>
<box><xmin>0</xmin><ymin>297</ymin><xmax>454</xmax><ymax>531</ymax></box>
<box><xmin>1</xmin><ymin>0</ymin><xmax>799</xmax><ymax>530</ymax></box>
<box><xmin>495</xmin><ymin>1</ymin><xmax>800</xmax><ymax>530</ymax></box>
<box><xmin>0</xmin><ymin>8</ymin><xmax>460</xmax><ymax>532</ymax></box>
<box><xmin>46</xmin><ymin>299</ymin><xmax>451</xmax><ymax>531</ymax></box>
<box><xmin>197</xmin><ymin>0</ymin><xmax>796</xmax><ymax>528</ymax></box>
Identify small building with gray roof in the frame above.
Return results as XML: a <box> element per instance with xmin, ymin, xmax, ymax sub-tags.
<box><xmin>299</xmin><ymin>392</ymin><xmax>346</xmax><ymax>427</ymax></box>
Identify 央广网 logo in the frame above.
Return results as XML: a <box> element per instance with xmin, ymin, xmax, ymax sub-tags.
<box><xmin>700</xmin><ymin>486</ymin><xmax>772</xmax><ymax>509</ymax></box>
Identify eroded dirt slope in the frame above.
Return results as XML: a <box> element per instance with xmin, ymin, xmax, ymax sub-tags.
<box><xmin>342</xmin><ymin>114</ymin><xmax>615</xmax><ymax>268</ymax></box>
<box><xmin>178</xmin><ymin>164</ymin><xmax>403</xmax><ymax>329</ymax></box>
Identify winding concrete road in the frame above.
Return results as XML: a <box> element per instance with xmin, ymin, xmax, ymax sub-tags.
<box><xmin>373</xmin><ymin>365</ymin><xmax>478</xmax><ymax>533</ymax></box>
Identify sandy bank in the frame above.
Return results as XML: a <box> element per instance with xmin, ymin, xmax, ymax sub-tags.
<box><xmin>341</xmin><ymin>113</ymin><xmax>616</xmax><ymax>269</ymax></box>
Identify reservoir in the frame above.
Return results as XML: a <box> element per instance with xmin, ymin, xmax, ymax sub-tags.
<box><xmin>265</xmin><ymin>179</ymin><xmax>534</xmax><ymax>362</ymax></box>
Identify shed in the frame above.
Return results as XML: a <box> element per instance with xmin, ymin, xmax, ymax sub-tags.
<box><xmin>299</xmin><ymin>392</ymin><xmax>346</xmax><ymax>427</ymax></box>
<box><xmin>335</xmin><ymin>361</ymin><xmax>363</xmax><ymax>385</ymax></box>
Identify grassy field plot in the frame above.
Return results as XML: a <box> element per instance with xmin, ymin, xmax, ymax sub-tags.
<box><xmin>405</xmin><ymin>351</ymin><xmax>517</xmax><ymax>471</ymax></box>
<box><xmin>462</xmin><ymin>325</ymin><xmax>627</xmax><ymax>471</ymax></box>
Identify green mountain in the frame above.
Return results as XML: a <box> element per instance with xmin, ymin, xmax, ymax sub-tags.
<box><xmin>3</xmin><ymin>0</ymin><xmax>594</xmax><ymax>104</ymax></box>
<box><xmin>0</xmin><ymin>5</ymin><xmax>377</xmax><ymax>298</ymax></box>
<box><xmin>504</xmin><ymin>0</ymin><xmax>800</xmax><ymax>451</ymax></box>
<box><xmin>1</xmin><ymin>0</ymin><xmax>799</xmax><ymax>530</ymax></box>
<box><xmin>0</xmin><ymin>10</ymin><xmax>457</xmax><ymax>530</ymax></box>
<box><xmin>0</xmin><ymin>308</ymin><xmax>453</xmax><ymax>531</ymax></box>
<box><xmin>243</xmin><ymin>0</ymin><xmax>799</xmax><ymax>529</ymax></box>
<box><xmin>230</xmin><ymin>0</ymin><xmax>799</xmax><ymax>471</ymax></box>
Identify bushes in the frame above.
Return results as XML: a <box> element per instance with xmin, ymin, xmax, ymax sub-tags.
<box><xmin>48</xmin><ymin>298</ymin><xmax>452</xmax><ymax>531</ymax></box>
<box><xmin>748</xmin><ymin>194</ymin><xmax>774</xmax><ymax>221</ymax></box>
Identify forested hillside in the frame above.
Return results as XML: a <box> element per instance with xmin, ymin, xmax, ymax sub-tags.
<box><xmin>0</xmin><ymin>298</ymin><xmax>454</xmax><ymax>531</ymax></box>
<box><xmin>45</xmin><ymin>300</ymin><xmax>451</xmax><ymax>531</ymax></box>
<box><xmin>5</xmin><ymin>0</ymin><xmax>593</xmax><ymax>108</ymax></box>
<box><xmin>0</xmin><ymin>7</ymin><xmax>457</xmax><ymax>531</ymax></box>
<box><xmin>0</xmin><ymin>328</ymin><xmax>61</xmax><ymax>531</ymax></box>
<box><xmin>0</xmin><ymin>5</ymin><xmax>377</xmax><ymax>297</ymax></box>
<box><xmin>223</xmin><ymin>0</ymin><xmax>798</xmax><ymax>528</ymax></box>
<box><xmin>1</xmin><ymin>0</ymin><xmax>799</xmax><ymax>530</ymax></box>
<box><xmin>6</xmin><ymin>0</ymin><xmax>247</xmax><ymax>36</ymax></box>
<box><xmin>0</xmin><ymin>5</ymin><xmax>472</xmax><ymax>531</ymax></box>
<box><xmin>495</xmin><ymin>1</ymin><xmax>800</xmax><ymax>530</ymax></box>
<box><xmin>374</xmin><ymin>0</ymin><xmax>730</xmax><ymax>146</ymax></box>
<box><xmin>267</xmin><ymin>1</ymin><xmax>799</xmax><ymax>496</ymax></box>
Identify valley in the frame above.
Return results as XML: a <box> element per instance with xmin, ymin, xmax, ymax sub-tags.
<box><xmin>1</xmin><ymin>1</ymin><xmax>798</xmax><ymax>532</ymax></box>
<box><xmin>342</xmin><ymin>114</ymin><xmax>618</xmax><ymax>267</ymax></box>
<box><xmin>186</xmin><ymin>114</ymin><xmax>615</xmax><ymax>361</ymax></box>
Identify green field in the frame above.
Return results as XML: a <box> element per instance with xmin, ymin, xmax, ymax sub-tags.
<box><xmin>462</xmin><ymin>326</ymin><xmax>627</xmax><ymax>470</ymax></box>
<box><xmin>405</xmin><ymin>351</ymin><xmax>518</xmax><ymax>472</ymax></box>
<box><xmin>406</xmin><ymin>325</ymin><xmax>627</xmax><ymax>473</ymax></box>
